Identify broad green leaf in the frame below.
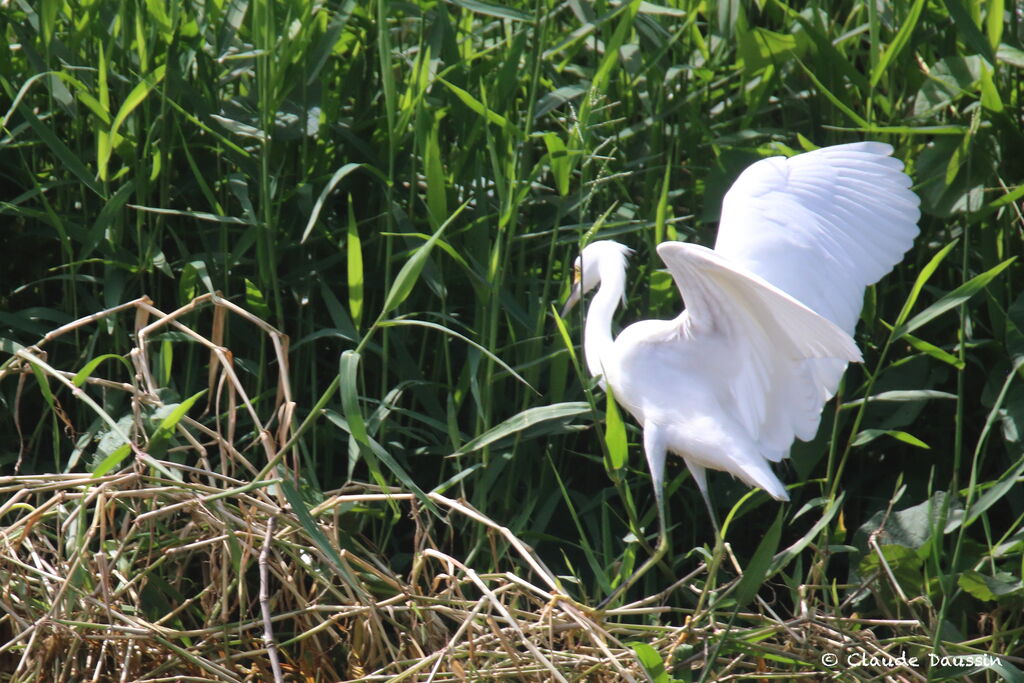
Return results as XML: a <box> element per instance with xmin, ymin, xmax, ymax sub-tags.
<box><xmin>858</xmin><ymin>544</ymin><xmax>923</xmax><ymax>594</ymax></box>
<box><xmin>979</xmin><ymin>62</ymin><xmax>1004</xmax><ymax>112</ymax></box>
<box><xmin>603</xmin><ymin>388</ymin><xmax>628</xmax><ymax>471</ymax></box>
<box><xmin>451</xmin><ymin>402</ymin><xmax>589</xmax><ymax>456</ymax></box>
<box><xmin>99</xmin><ymin>65</ymin><xmax>167</xmax><ymax>181</ymax></box>
<box><xmin>894</xmin><ymin>257</ymin><xmax>1017</xmax><ymax>339</ymax></box>
<box><xmin>92</xmin><ymin>443</ymin><xmax>132</xmax><ymax>478</ymax></box>
<box><xmin>437</xmin><ymin>78</ymin><xmax>517</xmax><ymax>137</ymax></box>
<box><xmin>627</xmin><ymin>642</ymin><xmax>669</xmax><ymax>683</ymax></box>
<box><xmin>29</xmin><ymin>362</ymin><xmax>55</xmax><ymax>408</ymax></box>
<box><xmin>852</xmin><ymin>428</ymin><xmax>931</xmax><ymax>449</ymax></box>
<box><xmin>347</xmin><ymin>201</ymin><xmax>364</xmax><ymax>329</ymax></box>
<box><xmin>893</xmin><ymin>239</ymin><xmax>959</xmax><ymax>329</ymax></box>
<box><xmin>40</xmin><ymin>0</ymin><xmax>59</xmax><ymax>44</ymax></box>
<box><xmin>543</xmin><ymin>133</ymin><xmax>571</xmax><ymax>197</ymax></box>
<box><xmin>856</xmin><ymin>491</ymin><xmax>957</xmax><ymax>550</ymax></box>
<box><xmin>73</xmin><ymin>354</ymin><xmax>133</xmax><ymax>387</ymax></box>
<box><xmin>986</xmin><ymin>0</ymin><xmax>1005</xmax><ymax>50</ymax></box>
<box><xmin>896</xmin><ymin>330</ymin><xmax>966</xmax><ymax>369</ymax></box>
<box><xmin>870</xmin><ymin>0</ymin><xmax>926</xmax><ymax>87</ymax></box>
<box><xmin>244</xmin><ymin>278</ymin><xmax>270</xmax><ymax>319</ymax></box>
<box><xmin>379</xmin><ymin>201</ymin><xmax>468</xmax><ymax>317</ymax></box>
<box><xmin>147</xmin><ymin>389</ymin><xmax>208</xmax><ymax>458</ymax></box>
<box><xmin>732</xmin><ymin>508</ymin><xmax>784</xmax><ymax>609</ymax></box>
<box><xmin>738</xmin><ymin>26</ymin><xmax>800</xmax><ymax>73</ymax></box>
<box><xmin>339</xmin><ymin>350</ymin><xmax>369</xmax><ymax>445</ymax></box>
<box><xmin>961</xmin><ymin>455</ymin><xmax>1024</xmax><ymax>529</ymax></box>
<box><xmin>958</xmin><ymin>570</ymin><xmax>1024</xmax><ymax>603</ymax></box>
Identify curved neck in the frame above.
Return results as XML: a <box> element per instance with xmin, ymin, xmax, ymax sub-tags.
<box><xmin>584</xmin><ymin>264</ymin><xmax>626</xmax><ymax>383</ymax></box>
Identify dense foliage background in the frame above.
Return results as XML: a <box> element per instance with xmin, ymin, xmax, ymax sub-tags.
<box><xmin>2</xmin><ymin>0</ymin><xmax>1023</xmax><ymax>679</ymax></box>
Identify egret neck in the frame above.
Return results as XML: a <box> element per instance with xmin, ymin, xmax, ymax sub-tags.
<box><xmin>583</xmin><ymin>253</ymin><xmax>627</xmax><ymax>386</ymax></box>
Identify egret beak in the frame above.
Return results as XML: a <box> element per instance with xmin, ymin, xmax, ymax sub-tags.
<box><xmin>560</xmin><ymin>268</ymin><xmax>582</xmax><ymax>317</ymax></box>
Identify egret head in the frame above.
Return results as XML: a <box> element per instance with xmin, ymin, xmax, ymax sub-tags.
<box><xmin>561</xmin><ymin>240</ymin><xmax>634</xmax><ymax>316</ymax></box>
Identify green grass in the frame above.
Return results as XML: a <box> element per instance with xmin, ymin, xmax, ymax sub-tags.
<box><xmin>1</xmin><ymin>0</ymin><xmax>1023</xmax><ymax>680</ymax></box>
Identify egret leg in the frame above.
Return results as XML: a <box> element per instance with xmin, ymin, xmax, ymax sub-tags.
<box><xmin>684</xmin><ymin>461</ymin><xmax>721</xmax><ymax>536</ymax></box>
<box><xmin>599</xmin><ymin>425</ymin><xmax>670</xmax><ymax>608</ymax></box>
<box><xmin>686</xmin><ymin>460</ymin><xmax>729</xmax><ymax>618</ymax></box>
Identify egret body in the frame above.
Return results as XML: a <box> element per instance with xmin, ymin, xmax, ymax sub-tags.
<box><xmin>563</xmin><ymin>142</ymin><xmax>920</xmax><ymax>596</ymax></box>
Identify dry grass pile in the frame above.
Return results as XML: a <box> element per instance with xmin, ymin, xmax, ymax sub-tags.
<box><xmin>0</xmin><ymin>471</ymin><xmax>948</xmax><ymax>682</ymax></box>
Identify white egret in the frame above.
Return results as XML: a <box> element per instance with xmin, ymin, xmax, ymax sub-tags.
<box><xmin>562</xmin><ymin>142</ymin><xmax>920</xmax><ymax>596</ymax></box>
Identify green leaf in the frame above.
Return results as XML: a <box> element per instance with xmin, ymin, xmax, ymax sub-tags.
<box><xmin>852</xmin><ymin>428</ymin><xmax>931</xmax><ymax>449</ymax></box>
<box><xmin>379</xmin><ymin>201</ymin><xmax>468</xmax><ymax>318</ymax></box>
<box><xmin>738</xmin><ymin>26</ymin><xmax>800</xmax><ymax>73</ymax></box>
<box><xmin>985</xmin><ymin>0</ymin><xmax>1005</xmax><ymax>50</ymax></box>
<box><xmin>542</xmin><ymin>133</ymin><xmax>571</xmax><ymax>197</ymax></box>
<box><xmin>858</xmin><ymin>544</ymin><xmax>924</xmax><ymax>595</ymax></box>
<box><xmin>796</xmin><ymin>59</ymin><xmax>869</xmax><ymax>128</ymax></box>
<box><xmin>586</xmin><ymin>0</ymin><xmax>641</xmax><ymax>110</ymax></box>
<box><xmin>29</xmin><ymin>362</ymin><xmax>55</xmax><ymax>409</ymax></box>
<box><xmin>98</xmin><ymin>65</ymin><xmax>167</xmax><ymax>181</ymax></box>
<box><xmin>897</xmin><ymin>330</ymin><xmax>966</xmax><ymax>369</ymax></box>
<box><xmin>451</xmin><ymin>403</ymin><xmax>590</xmax><ymax>456</ymax></box>
<box><xmin>961</xmin><ymin>455</ymin><xmax>1024</xmax><ymax>529</ymax></box>
<box><xmin>856</xmin><ymin>491</ymin><xmax>957</xmax><ymax>550</ymax></box>
<box><xmin>603</xmin><ymin>388</ymin><xmax>628</xmax><ymax>471</ymax></box>
<box><xmin>627</xmin><ymin>641</ymin><xmax>669</xmax><ymax>683</ymax></box>
<box><xmin>337</xmin><ymin>352</ymin><xmax>438</xmax><ymax>514</ymax></box>
<box><xmin>894</xmin><ymin>256</ymin><xmax>1017</xmax><ymax>339</ymax></box>
<box><xmin>92</xmin><ymin>443</ymin><xmax>132</xmax><ymax>478</ymax></box>
<box><xmin>437</xmin><ymin>78</ymin><xmax>517</xmax><ymax>137</ymax></box>
<box><xmin>146</xmin><ymin>389</ymin><xmax>208</xmax><ymax>459</ymax></box>
<box><xmin>346</xmin><ymin>201</ymin><xmax>364</xmax><ymax>330</ymax></box>
<box><xmin>958</xmin><ymin>570</ymin><xmax>1024</xmax><ymax>603</ymax></box>
<box><xmin>300</xmin><ymin>162</ymin><xmax>363</xmax><ymax>243</ymax></box>
<box><xmin>732</xmin><ymin>508</ymin><xmax>784</xmax><ymax>609</ymax></box>
<box><xmin>244</xmin><ymin>278</ymin><xmax>271</xmax><ymax>319</ymax></box>
<box><xmin>2</xmin><ymin>76</ymin><xmax>104</xmax><ymax>197</ymax></box>
<box><xmin>870</xmin><ymin>0</ymin><xmax>926</xmax><ymax>87</ymax></box>
<box><xmin>339</xmin><ymin>350</ymin><xmax>369</xmax><ymax>445</ymax></box>
<box><xmin>73</xmin><ymin>354</ymin><xmax>133</xmax><ymax>387</ymax></box>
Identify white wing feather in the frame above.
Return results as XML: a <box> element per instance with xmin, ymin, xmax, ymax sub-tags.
<box><xmin>655</xmin><ymin>243</ymin><xmax>860</xmax><ymax>455</ymax></box>
<box><xmin>714</xmin><ymin>142</ymin><xmax>920</xmax><ymax>334</ymax></box>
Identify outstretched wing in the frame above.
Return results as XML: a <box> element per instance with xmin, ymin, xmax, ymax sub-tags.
<box><xmin>656</xmin><ymin>242</ymin><xmax>861</xmax><ymax>456</ymax></box>
<box><xmin>713</xmin><ymin>142</ymin><xmax>920</xmax><ymax>335</ymax></box>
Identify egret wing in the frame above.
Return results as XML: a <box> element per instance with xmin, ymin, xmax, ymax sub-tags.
<box><xmin>713</xmin><ymin>142</ymin><xmax>920</xmax><ymax>334</ymax></box>
<box><xmin>656</xmin><ymin>242</ymin><xmax>861</xmax><ymax>455</ymax></box>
